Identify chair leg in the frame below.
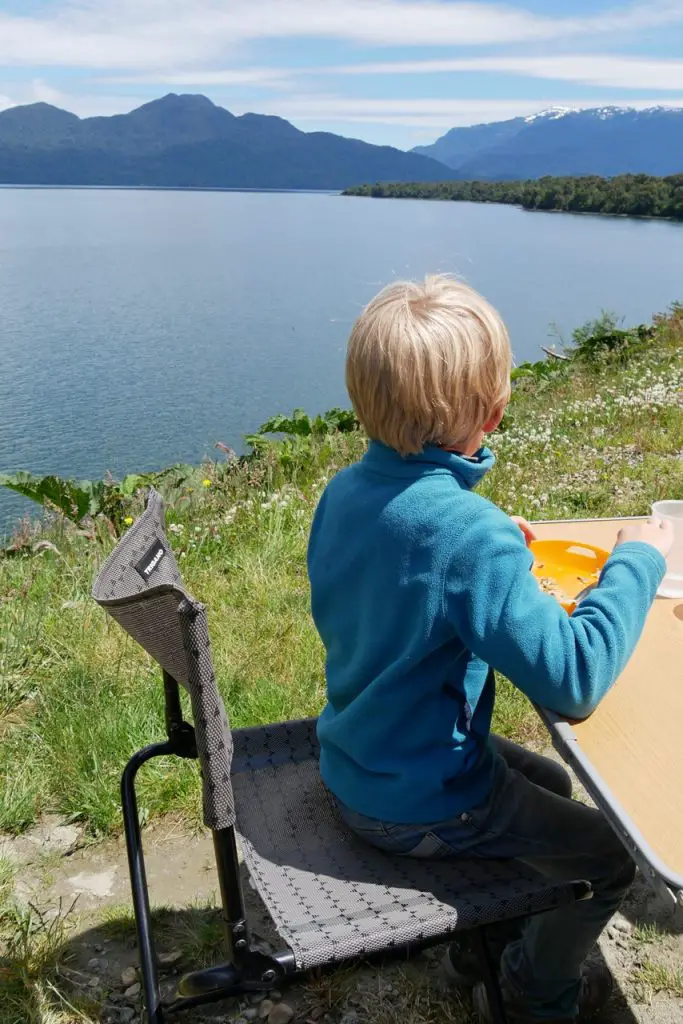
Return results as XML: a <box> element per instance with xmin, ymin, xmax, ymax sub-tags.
<box><xmin>470</xmin><ymin>926</ymin><xmax>509</xmax><ymax>1024</ymax></box>
<box><xmin>121</xmin><ymin>742</ymin><xmax>174</xmax><ymax>1024</ymax></box>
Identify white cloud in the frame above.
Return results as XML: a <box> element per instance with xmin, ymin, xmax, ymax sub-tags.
<box><xmin>329</xmin><ymin>54</ymin><xmax>683</xmax><ymax>92</ymax></box>
<box><xmin>27</xmin><ymin>78</ymin><xmax>73</xmax><ymax>107</ymax></box>
<box><xmin>138</xmin><ymin>52</ymin><xmax>683</xmax><ymax>95</ymax></box>
<box><xmin>228</xmin><ymin>94</ymin><xmax>683</xmax><ymax>129</ymax></box>
<box><xmin>1</xmin><ymin>1</ymin><xmax>683</xmax><ymax>70</ymax></box>
<box><xmin>108</xmin><ymin>68</ymin><xmax>293</xmax><ymax>88</ymax></box>
<box><xmin>0</xmin><ymin>80</ymin><xmax>147</xmax><ymax>118</ymax></box>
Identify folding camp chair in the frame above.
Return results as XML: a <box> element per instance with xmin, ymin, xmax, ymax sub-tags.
<box><xmin>92</xmin><ymin>489</ymin><xmax>591</xmax><ymax>1024</ymax></box>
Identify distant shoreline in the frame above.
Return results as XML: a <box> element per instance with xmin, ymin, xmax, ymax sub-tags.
<box><xmin>343</xmin><ymin>175</ymin><xmax>683</xmax><ymax>222</ymax></box>
<box><xmin>344</xmin><ymin>193</ymin><xmax>683</xmax><ymax>224</ymax></box>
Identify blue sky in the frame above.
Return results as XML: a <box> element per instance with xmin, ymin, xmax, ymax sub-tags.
<box><xmin>2</xmin><ymin>1</ymin><xmax>683</xmax><ymax>148</ymax></box>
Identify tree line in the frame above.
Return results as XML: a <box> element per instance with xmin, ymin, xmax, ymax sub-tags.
<box><xmin>343</xmin><ymin>174</ymin><xmax>683</xmax><ymax>219</ymax></box>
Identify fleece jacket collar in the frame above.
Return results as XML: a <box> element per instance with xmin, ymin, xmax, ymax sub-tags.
<box><xmin>362</xmin><ymin>440</ymin><xmax>495</xmax><ymax>490</ymax></box>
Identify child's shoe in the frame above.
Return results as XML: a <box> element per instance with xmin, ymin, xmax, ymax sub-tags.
<box><xmin>439</xmin><ymin>938</ymin><xmax>481</xmax><ymax>988</ymax></box>
<box><xmin>440</xmin><ymin>920</ymin><xmax>526</xmax><ymax>989</ymax></box>
<box><xmin>471</xmin><ymin>959</ymin><xmax>614</xmax><ymax>1022</ymax></box>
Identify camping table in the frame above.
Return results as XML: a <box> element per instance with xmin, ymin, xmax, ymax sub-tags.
<box><xmin>532</xmin><ymin>518</ymin><xmax>683</xmax><ymax>907</ymax></box>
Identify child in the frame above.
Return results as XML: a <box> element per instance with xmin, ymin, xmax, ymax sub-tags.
<box><xmin>307</xmin><ymin>276</ymin><xmax>672</xmax><ymax>1023</ymax></box>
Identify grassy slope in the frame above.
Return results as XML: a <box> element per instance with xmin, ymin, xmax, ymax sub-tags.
<box><xmin>1</xmin><ymin>314</ymin><xmax>682</xmax><ymax>838</ymax></box>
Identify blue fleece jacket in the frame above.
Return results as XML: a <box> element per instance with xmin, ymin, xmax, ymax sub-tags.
<box><xmin>307</xmin><ymin>441</ymin><xmax>666</xmax><ymax>825</ymax></box>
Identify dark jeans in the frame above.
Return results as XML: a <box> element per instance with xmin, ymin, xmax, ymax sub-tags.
<box><xmin>336</xmin><ymin>737</ymin><xmax>635</xmax><ymax>1020</ymax></box>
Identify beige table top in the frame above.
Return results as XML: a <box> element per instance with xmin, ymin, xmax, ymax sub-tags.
<box><xmin>533</xmin><ymin>519</ymin><xmax>683</xmax><ymax>890</ymax></box>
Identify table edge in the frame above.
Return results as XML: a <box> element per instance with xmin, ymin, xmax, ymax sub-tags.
<box><xmin>537</xmin><ymin>706</ymin><xmax>683</xmax><ymax>900</ymax></box>
<box><xmin>531</xmin><ymin>516</ymin><xmax>646</xmax><ymax>524</ymax></box>
<box><xmin>527</xmin><ymin>519</ymin><xmax>681</xmax><ymax>899</ymax></box>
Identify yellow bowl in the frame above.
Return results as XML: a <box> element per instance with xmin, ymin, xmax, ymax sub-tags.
<box><xmin>530</xmin><ymin>539</ymin><xmax>610</xmax><ymax>614</ymax></box>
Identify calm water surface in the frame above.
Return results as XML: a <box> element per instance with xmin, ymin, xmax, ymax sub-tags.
<box><xmin>2</xmin><ymin>187</ymin><xmax>683</xmax><ymax>531</ymax></box>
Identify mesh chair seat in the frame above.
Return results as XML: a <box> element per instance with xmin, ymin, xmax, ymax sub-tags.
<box><xmin>233</xmin><ymin>719</ymin><xmax>576</xmax><ymax>971</ymax></box>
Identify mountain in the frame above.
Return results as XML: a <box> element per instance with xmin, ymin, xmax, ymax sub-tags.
<box><xmin>412</xmin><ymin>113</ymin><xmax>532</xmax><ymax>169</ymax></box>
<box><xmin>413</xmin><ymin>107</ymin><xmax>683</xmax><ymax>180</ymax></box>
<box><xmin>0</xmin><ymin>93</ymin><xmax>453</xmax><ymax>189</ymax></box>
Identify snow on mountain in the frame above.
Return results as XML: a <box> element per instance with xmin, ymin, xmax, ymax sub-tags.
<box><xmin>523</xmin><ymin>107</ymin><xmax>575</xmax><ymax>123</ymax></box>
<box><xmin>413</xmin><ymin>105</ymin><xmax>683</xmax><ymax>178</ymax></box>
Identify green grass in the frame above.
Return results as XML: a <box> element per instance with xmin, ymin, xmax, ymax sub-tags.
<box><xmin>0</xmin><ymin>888</ymin><xmax>96</xmax><ymax>1024</ymax></box>
<box><xmin>632</xmin><ymin>959</ymin><xmax>683</xmax><ymax>1001</ymax></box>
<box><xmin>632</xmin><ymin>921</ymin><xmax>668</xmax><ymax>946</ymax></box>
<box><xmin>97</xmin><ymin>902</ymin><xmax>137</xmax><ymax>944</ymax></box>
<box><xmin>1</xmin><ymin>312</ymin><xmax>683</xmax><ymax>838</ymax></box>
<box><xmin>101</xmin><ymin>899</ymin><xmax>223</xmax><ymax>966</ymax></box>
<box><xmin>306</xmin><ymin>958</ymin><xmax>470</xmax><ymax>1024</ymax></box>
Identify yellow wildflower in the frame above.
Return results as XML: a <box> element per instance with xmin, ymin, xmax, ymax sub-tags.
<box><xmin>124</xmin><ymin>516</ymin><xmax>134</xmax><ymax>526</ymax></box>
<box><xmin>202</xmin><ymin>478</ymin><xmax>212</xmax><ymax>487</ymax></box>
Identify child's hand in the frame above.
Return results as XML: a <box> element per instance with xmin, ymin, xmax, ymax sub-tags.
<box><xmin>615</xmin><ymin>517</ymin><xmax>674</xmax><ymax>559</ymax></box>
<box><xmin>510</xmin><ymin>516</ymin><xmax>536</xmax><ymax>547</ymax></box>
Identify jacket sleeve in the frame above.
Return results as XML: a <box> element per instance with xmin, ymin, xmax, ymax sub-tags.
<box><xmin>444</xmin><ymin>509</ymin><xmax>666</xmax><ymax>719</ymax></box>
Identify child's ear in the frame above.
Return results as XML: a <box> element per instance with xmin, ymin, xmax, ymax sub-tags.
<box><xmin>482</xmin><ymin>404</ymin><xmax>506</xmax><ymax>434</ymax></box>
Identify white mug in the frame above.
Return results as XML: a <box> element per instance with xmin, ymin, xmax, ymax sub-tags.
<box><xmin>652</xmin><ymin>500</ymin><xmax>683</xmax><ymax>599</ymax></box>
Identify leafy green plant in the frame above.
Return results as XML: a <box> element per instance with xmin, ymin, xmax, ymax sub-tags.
<box><xmin>0</xmin><ymin>470</ymin><xmax>147</xmax><ymax>533</ymax></box>
<box><xmin>570</xmin><ymin>312</ymin><xmax>656</xmax><ymax>363</ymax></box>
<box><xmin>251</xmin><ymin>407</ymin><xmax>358</xmax><ymax>440</ymax></box>
<box><xmin>0</xmin><ymin>472</ymin><xmax>106</xmax><ymax>523</ymax></box>
<box><xmin>0</xmin><ymin>464</ymin><xmax>199</xmax><ymax>536</ymax></box>
<box><xmin>511</xmin><ymin>359</ymin><xmax>566</xmax><ymax>384</ymax></box>
<box><xmin>244</xmin><ymin>408</ymin><xmax>360</xmax><ymax>469</ymax></box>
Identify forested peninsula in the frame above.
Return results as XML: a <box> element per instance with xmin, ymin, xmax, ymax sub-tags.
<box><xmin>344</xmin><ymin>174</ymin><xmax>683</xmax><ymax>219</ymax></box>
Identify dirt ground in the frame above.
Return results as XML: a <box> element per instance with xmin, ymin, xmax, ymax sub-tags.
<box><xmin>2</xmin><ymin>786</ymin><xmax>682</xmax><ymax>1024</ymax></box>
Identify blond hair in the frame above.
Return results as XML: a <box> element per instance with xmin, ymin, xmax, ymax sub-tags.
<box><xmin>346</xmin><ymin>275</ymin><xmax>512</xmax><ymax>456</ymax></box>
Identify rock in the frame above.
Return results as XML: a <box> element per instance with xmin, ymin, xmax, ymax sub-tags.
<box><xmin>124</xmin><ymin>982</ymin><xmax>141</xmax><ymax>999</ymax></box>
<box><xmin>67</xmin><ymin>868</ymin><xmax>116</xmax><ymax>898</ymax></box>
<box><xmin>606</xmin><ymin>926</ymin><xmax>618</xmax><ymax>941</ymax></box>
<box><xmin>105</xmin><ymin>1008</ymin><xmax>135</xmax><ymax>1024</ymax></box>
<box><xmin>27</xmin><ymin>816</ymin><xmax>81</xmax><ymax>855</ymax></box>
<box><xmin>270</xmin><ymin>990</ymin><xmax>282</xmax><ymax>1001</ymax></box>
<box><xmin>88</xmin><ymin>976</ymin><xmax>101</xmax><ymax>988</ymax></box>
<box><xmin>88</xmin><ymin>957</ymin><xmax>106</xmax><ymax>971</ymax></box>
<box><xmin>268</xmin><ymin>1004</ymin><xmax>295</xmax><ymax>1024</ymax></box>
<box><xmin>251</xmin><ymin>993</ymin><xmax>268</xmax><ymax>1005</ymax></box>
<box><xmin>234</xmin><ymin>1018</ymin><xmax>248</xmax><ymax>1024</ymax></box>
<box><xmin>161</xmin><ymin>980</ymin><xmax>178</xmax><ymax>1001</ymax></box>
<box><xmin>612</xmin><ymin>916</ymin><xmax>633</xmax><ymax>935</ymax></box>
<box><xmin>339</xmin><ymin>1013</ymin><xmax>358</xmax><ymax>1024</ymax></box>
<box><xmin>259</xmin><ymin>999</ymin><xmax>275</xmax><ymax>1019</ymax></box>
<box><xmin>33</xmin><ymin>540</ymin><xmax>61</xmax><ymax>555</ymax></box>
<box><xmin>309</xmin><ymin>1007</ymin><xmax>325</xmax><ymax>1021</ymax></box>
<box><xmin>94</xmin><ymin>944</ymin><xmax>105</xmax><ymax>953</ymax></box>
<box><xmin>157</xmin><ymin>949</ymin><xmax>183</xmax><ymax>967</ymax></box>
<box><xmin>120</xmin><ymin>966</ymin><xmax>137</xmax><ymax>987</ymax></box>
<box><xmin>244</xmin><ymin>1008</ymin><xmax>259</xmax><ymax>1020</ymax></box>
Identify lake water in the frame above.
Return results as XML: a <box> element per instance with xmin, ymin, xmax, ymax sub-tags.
<box><xmin>2</xmin><ymin>186</ymin><xmax>683</xmax><ymax>532</ymax></box>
